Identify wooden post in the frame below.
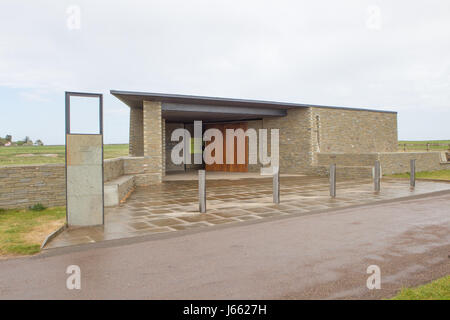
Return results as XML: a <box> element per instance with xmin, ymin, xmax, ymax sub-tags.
<box><xmin>426</xmin><ymin>143</ymin><xmax>430</xmax><ymax>152</ymax></box>
<box><xmin>403</xmin><ymin>143</ymin><xmax>406</xmax><ymax>152</ymax></box>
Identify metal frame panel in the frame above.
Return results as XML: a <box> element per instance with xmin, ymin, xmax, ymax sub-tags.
<box><xmin>65</xmin><ymin>92</ymin><xmax>104</xmax><ymax>226</ymax></box>
<box><xmin>65</xmin><ymin>91</ymin><xmax>103</xmax><ymax>135</ymax></box>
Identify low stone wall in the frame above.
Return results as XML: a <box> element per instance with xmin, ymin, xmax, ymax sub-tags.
<box><xmin>104</xmin><ymin>158</ymin><xmax>124</xmax><ymax>182</ymax></box>
<box><xmin>1</xmin><ymin>152</ymin><xmax>447</xmax><ymax>209</ymax></box>
<box><xmin>117</xmin><ymin>176</ymin><xmax>135</xmax><ymax>202</ymax></box>
<box><xmin>104</xmin><ymin>175</ymin><xmax>135</xmax><ymax>207</ymax></box>
<box><xmin>0</xmin><ymin>156</ymin><xmax>148</xmax><ymax>209</ymax></box>
<box><xmin>123</xmin><ymin>156</ymin><xmax>147</xmax><ymax>186</ymax></box>
<box><xmin>316</xmin><ymin>151</ymin><xmax>450</xmax><ymax>176</ymax></box>
<box><xmin>0</xmin><ymin>164</ymin><xmax>66</xmax><ymax>209</ymax></box>
<box><xmin>317</xmin><ymin>153</ymin><xmax>378</xmax><ymax>167</ymax></box>
<box><xmin>379</xmin><ymin>152</ymin><xmax>450</xmax><ymax>174</ymax></box>
<box><xmin>317</xmin><ymin>165</ymin><xmax>373</xmax><ymax>179</ymax></box>
<box><xmin>100</xmin><ymin>156</ymin><xmax>147</xmax><ymax>185</ymax></box>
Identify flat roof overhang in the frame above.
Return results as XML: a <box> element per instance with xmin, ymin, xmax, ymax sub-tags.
<box><xmin>161</xmin><ymin>102</ymin><xmax>286</xmax><ymax>122</ymax></box>
<box><xmin>110</xmin><ymin>90</ymin><xmax>397</xmax><ymax>123</ymax></box>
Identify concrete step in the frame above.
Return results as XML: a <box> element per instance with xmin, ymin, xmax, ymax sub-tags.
<box><xmin>104</xmin><ymin>175</ymin><xmax>135</xmax><ymax>207</ymax></box>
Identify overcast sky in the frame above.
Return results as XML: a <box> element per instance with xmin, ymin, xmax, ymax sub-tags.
<box><xmin>0</xmin><ymin>0</ymin><xmax>449</xmax><ymax>144</ymax></box>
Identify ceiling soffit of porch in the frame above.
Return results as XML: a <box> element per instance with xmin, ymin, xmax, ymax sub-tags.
<box><xmin>161</xmin><ymin>102</ymin><xmax>286</xmax><ymax>122</ymax></box>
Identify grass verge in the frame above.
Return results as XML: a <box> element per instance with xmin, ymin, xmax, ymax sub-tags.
<box><xmin>388</xmin><ymin>169</ymin><xmax>450</xmax><ymax>181</ymax></box>
<box><xmin>0</xmin><ymin>207</ymin><xmax>65</xmax><ymax>257</ymax></box>
<box><xmin>0</xmin><ymin>144</ymin><xmax>128</xmax><ymax>166</ymax></box>
<box><xmin>398</xmin><ymin>140</ymin><xmax>450</xmax><ymax>152</ymax></box>
<box><xmin>391</xmin><ymin>276</ymin><xmax>450</xmax><ymax>300</ymax></box>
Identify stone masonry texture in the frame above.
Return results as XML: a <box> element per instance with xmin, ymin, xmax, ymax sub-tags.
<box><xmin>162</xmin><ymin>117</ymin><xmax>166</xmax><ymax>177</ymax></box>
<box><xmin>317</xmin><ymin>152</ymin><xmax>450</xmax><ymax>178</ymax></box>
<box><xmin>2</xmin><ymin>101</ymin><xmax>447</xmax><ymax>209</ymax></box>
<box><xmin>155</xmin><ymin>105</ymin><xmax>431</xmax><ymax>177</ymax></box>
<box><xmin>311</xmin><ymin>107</ymin><xmax>398</xmax><ymax>154</ymax></box>
<box><xmin>103</xmin><ymin>158</ymin><xmax>124</xmax><ymax>182</ymax></box>
<box><xmin>0</xmin><ymin>157</ymin><xmax>147</xmax><ymax>209</ymax></box>
<box><xmin>263</xmin><ymin>108</ymin><xmax>314</xmax><ymax>174</ymax></box>
<box><xmin>142</xmin><ymin>100</ymin><xmax>163</xmax><ymax>184</ymax></box>
<box><xmin>0</xmin><ymin>164</ymin><xmax>66</xmax><ymax>209</ymax></box>
<box><xmin>129</xmin><ymin>106</ymin><xmax>144</xmax><ymax>157</ymax></box>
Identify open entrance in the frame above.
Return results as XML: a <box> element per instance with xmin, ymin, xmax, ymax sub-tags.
<box><xmin>165</xmin><ymin>121</ymin><xmax>251</xmax><ymax>174</ymax></box>
<box><xmin>204</xmin><ymin>122</ymin><xmax>249</xmax><ymax>172</ymax></box>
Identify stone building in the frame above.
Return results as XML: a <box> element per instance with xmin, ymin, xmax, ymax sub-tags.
<box><xmin>111</xmin><ymin>90</ymin><xmax>417</xmax><ymax>185</ymax></box>
<box><xmin>1</xmin><ymin>90</ymin><xmax>448</xmax><ymax>209</ymax></box>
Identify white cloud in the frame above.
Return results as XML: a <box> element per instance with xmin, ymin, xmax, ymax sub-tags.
<box><xmin>0</xmin><ymin>0</ymin><xmax>449</xmax><ymax>140</ymax></box>
<box><xmin>19</xmin><ymin>90</ymin><xmax>51</xmax><ymax>102</ymax></box>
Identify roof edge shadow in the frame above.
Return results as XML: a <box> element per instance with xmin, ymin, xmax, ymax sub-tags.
<box><xmin>110</xmin><ymin>90</ymin><xmax>397</xmax><ymax>114</ymax></box>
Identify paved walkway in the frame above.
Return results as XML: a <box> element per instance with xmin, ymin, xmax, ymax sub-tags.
<box><xmin>1</xmin><ymin>191</ymin><xmax>449</xmax><ymax>299</ymax></box>
<box><xmin>46</xmin><ymin>176</ymin><xmax>450</xmax><ymax>248</ymax></box>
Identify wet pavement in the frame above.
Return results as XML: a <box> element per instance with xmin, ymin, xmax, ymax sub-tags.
<box><xmin>1</xmin><ymin>190</ymin><xmax>449</xmax><ymax>299</ymax></box>
<box><xmin>46</xmin><ymin>176</ymin><xmax>450</xmax><ymax>249</ymax></box>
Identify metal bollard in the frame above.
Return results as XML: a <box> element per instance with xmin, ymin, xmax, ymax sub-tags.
<box><xmin>198</xmin><ymin>170</ymin><xmax>206</xmax><ymax>213</ymax></box>
<box><xmin>329</xmin><ymin>164</ymin><xmax>336</xmax><ymax>198</ymax></box>
<box><xmin>410</xmin><ymin>159</ymin><xmax>416</xmax><ymax>188</ymax></box>
<box><xmin>273</xmin><ymin>167</ymin><xmax>280</xmax><ymax>204</ymax></box>
<box><xmin>374</xmin><ymin>160</ymin><xmax>381</xmax><ymax>192</ymax></box>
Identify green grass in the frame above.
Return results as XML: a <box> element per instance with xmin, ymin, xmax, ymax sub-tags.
<box><xmin>29</xmin><ymin>203</ymin><xmax>47</xmax><ymax>211</ymax></box>
<box><xmin>391</xmin><ymin>276</ymin><xmax>450</xmax><ymax>300</ymax></box>
<box><xmin>0</xmin><ymin>207</ymin><xmax>65</xmax><ymax>256</ymax></box>
<box><xmin>399</xmin><ymin>140</ymin><xmax>450</xmax><ymax>152</ymax></box>
<box><xmin>0</xmin><ymin>144</ymin><xmax>128</xmax><ymax>166</ymax></box>
<box><xmin>388</xmin><ymin>169</ymin><xmax>450</xmax><ymax>181</ymax></box>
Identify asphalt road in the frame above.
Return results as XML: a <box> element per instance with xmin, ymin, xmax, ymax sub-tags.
<box><xmin>0</xmin><ymin>192</ymin><xmax>449</xmax><ymax>299</ymax></box>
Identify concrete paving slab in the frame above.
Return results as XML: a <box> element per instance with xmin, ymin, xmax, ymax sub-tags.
<box><xmin>45</xmin><ymin>176</ymin><xmax>450</xmax><ymax>249</ymax></box>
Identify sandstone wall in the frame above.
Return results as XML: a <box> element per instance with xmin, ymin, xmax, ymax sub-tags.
<box><xmin>0</xmin><ymin>156</ymin><xmax>149</xmax><ymax>209</ymax></box>
<box><xmin>378</xmin><ymin>152</ymin><xmax>450</xmax><ymax>174</ymax></box>
<box><xmin>129</xmin><ymin>106</ymin><xmax>144</xmax><ymax>156</ymax></box>
<box><xmin>104</xmin><ymin>158</ymin><xmax>124</xmax><ymax>182</ymax></box>
<box><xmin>316</xmin><ymin>151</ymin><xmax>449</xmax><ymax>177</ymax></box>
<box><xmin>263</xmin><ymin>108</ymin><xmax>313</xmax><ymax>174</ymax></box>
<box><xmin>311</xmin><ymin>107</ymin><xmax>398</xmax><ymax>154</ymax></box>
<box><xmin>0</xmin><ymin>164</ymin><xmax>66</xmax><ymax>209</ymax></box>
<box><xmin>142</xmin><ymin>101</ymin><xmax>163</xmax><ymax>184</ymax></box>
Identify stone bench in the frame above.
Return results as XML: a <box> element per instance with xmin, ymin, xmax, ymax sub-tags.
<box><xmin>104</xmin><ymin>175</ymin><xmax>135</xmax><ymax>207</ymax></box>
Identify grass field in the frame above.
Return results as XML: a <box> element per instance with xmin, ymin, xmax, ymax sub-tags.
<box><xmin>399</xmin><ymin>140</ymin><xmax>450</xmax><ymax>152</ymax></box>
<box><xmin>389</xmin><ymin>169</ymin><xmax>450</xmax><ymax>181</ymax></box>
<box><xmin>1</xmin><ymin>141</ymin><xmax>448</xmax><ymax>165</ymax></box>
<box><xmin>0</xmin><ymin>144</ymin><xmax>128</xmax><ymax>166</ymax></box>
<box><xmin>0</xmin><ymin>206</ymin><xmax>65</xmax><ymax>256</ymax></box>
<box><xmin>391</xmin><ymin>276</ymin><xmax>450</xmax><ymax>300</ymax></box>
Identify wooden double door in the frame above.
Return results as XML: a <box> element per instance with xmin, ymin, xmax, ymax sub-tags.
<box><xmin>204</xmin><ymin>122</ymin><xmax>249</xmax><ymax>172</ymax></box>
